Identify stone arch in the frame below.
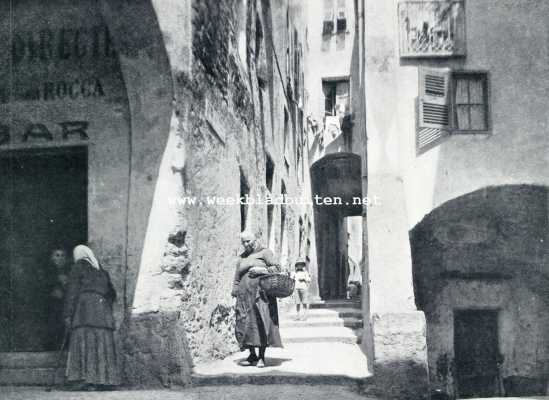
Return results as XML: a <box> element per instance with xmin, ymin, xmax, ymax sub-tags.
<box><xmin>0</xmin><ymin>0</ymin><xmax>178</xmax><ymax>384</ymax></box>
<box><xmin>98</xmin><ymin>0</ymin><xmax>198</xmax><ymax>386</ymax></box>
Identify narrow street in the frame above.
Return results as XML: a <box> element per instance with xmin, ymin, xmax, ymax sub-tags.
<box><xmin>193</xmin><ymin>299</ymin><xmax>368</xmax><ymax>387</ymax></box>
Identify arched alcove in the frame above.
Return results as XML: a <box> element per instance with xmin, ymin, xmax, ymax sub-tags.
<box><xmin>410</xmin><ymin>185</ymin><xmax>549</xmax><ymax>398</ymax></box>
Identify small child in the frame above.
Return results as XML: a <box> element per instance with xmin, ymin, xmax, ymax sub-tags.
<box><xmin>291</xmin><ymin>258</ymin><xmax>311</xmax><ymax>321</ymax></box>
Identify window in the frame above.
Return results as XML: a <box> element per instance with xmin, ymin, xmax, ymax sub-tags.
<box><xmin>267</xmin><ymin>204</ymin><xmax>274</xmax><ymax>250</ymax></box>
<box><xmin>453</xmin><ymin>73</ymin><xmax>489</xmax><ymax>132</ymax></box>
<box><xmin>323</xmin><ymin>0</ymin><xmax>347</xmax><ymax>36</ymax></box>
<box><xmin>265</xmin><ymin>154</ymin><xmax>274</xmax><ymax>192</ymax></box>
<box><xmin>323</xmin><ymin>79</ymin><xmax>349</xmax><ymax>117</ymax></box>
<box><xmin>416</xmin><ymin>68</ymin><xmax>490</xmax><ymax>155</ymax></box>
<box><xmin>298</xmin><ymin>217</ymin><xmax>304</xmax><ymax>256</ymax></box>
<box><xmin>336</xmin><ymin>0</ymin><xmax>347</xmax><ymax>33</ymax></box>
<box><xmin>255</xmin><ymin>11</ymin><xmax>268</xmax><ymax>86</ymax></box>
<box><xmin>240</xmin><ymin>169</ymin><xmax>250</xmax><ymax>231</ymax></box>
<box><xmin>279</xmin><ymin>180</ymin><xmax>288</xmax><ymax>263</ymax></box>
<box><xmin>323</xmin><ymin>0</ymin><xmax>335</xmax><ymax>36</ymax></box>
<box><xmin>265</xmin><ymin>154</ymin><xmax>275</xmax><ymax>249</ymax></box>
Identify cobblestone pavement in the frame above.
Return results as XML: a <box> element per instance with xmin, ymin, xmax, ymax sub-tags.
<box><xmin>193</xmin><ymin>342</ymin><xmax>370</xmax><ymax>382</ymax></box>
<box><xmin>1</xmin><ymin>385</ymin><xmax>376</xmax><ymax>400</ymax></box>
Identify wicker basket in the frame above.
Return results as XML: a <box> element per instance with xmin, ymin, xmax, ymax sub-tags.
<box><xmin>259</xmin><ymin>273</ymin><xmax>295</xmax><ymax>298</ymax></box>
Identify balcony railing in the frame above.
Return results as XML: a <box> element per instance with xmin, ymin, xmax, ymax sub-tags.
<box><xmin>398</xmin><ymin>1</ymin><xmax>465</xmax><ymax>58</ymax></box>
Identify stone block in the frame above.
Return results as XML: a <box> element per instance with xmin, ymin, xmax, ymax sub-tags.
<box><xmin>369</xmin><ymin>311</ymin><xmax>429</xmax><ymax>400</ymax></box>
<box><xmin>123</xmin><ymin>311</ymin><xmax>193</xmax><ymax>387</ymax></box>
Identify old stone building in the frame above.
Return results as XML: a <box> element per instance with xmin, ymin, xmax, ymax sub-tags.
<box><xmin>1</xmin><ymin>1</ymin><xmax>548</xmax><ymax>399</ymax></box>
<box><xmin>0</xmin><ymin>0</ymin><xmax>316</xmax><ymax>388</ymax></box>
<box><xmin>357</xmin><ymin>0</ymin><xmax>549</xmax><ymax>398</ymax></box>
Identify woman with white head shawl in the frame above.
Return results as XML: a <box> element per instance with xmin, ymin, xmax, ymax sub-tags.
<box><xmin>231</xmin><ymin>230</ymin><xmax>283</xmax><ymax>367</ymax></box>
<box><xmin>63</xmin><ymin>245</ymin><xmax>120</xmax><ymax>390</ymax></box>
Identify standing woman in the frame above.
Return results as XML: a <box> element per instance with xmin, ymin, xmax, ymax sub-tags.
<box><xmin>231</xmin><ymin>231</ymin><xmax>282</xmax><ymax>367</ymax></box>
<box><xmin>63</xmin><ymin>245</ymin><xmax>120</xmax><ymax>390</ymax></box>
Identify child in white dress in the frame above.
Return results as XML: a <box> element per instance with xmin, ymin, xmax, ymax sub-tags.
<box><xmin>291</xmin><ymin>258</ymin><xmax>311</xmax><ymax>320</ymax></box>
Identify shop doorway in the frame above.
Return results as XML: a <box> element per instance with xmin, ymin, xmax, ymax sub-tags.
<box><xmin>0</xmin><ymin>147</ymin><xmax>87</xmax><ymax>352</ymax></box>
<box><xmin>454</xmin><ymin>309</ymin><xmax>500</xmax><ymax>398</ymax></box>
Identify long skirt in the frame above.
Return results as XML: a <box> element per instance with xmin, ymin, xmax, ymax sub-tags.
<box><xmin>66</xmin><ymin>326</ymin><xmax>121</xmax><ymax>386</ymax></box>
<box><xmin>235</xmin><ymin>272</ymin><xmax>282</xmax><ymax>350</ymax></box>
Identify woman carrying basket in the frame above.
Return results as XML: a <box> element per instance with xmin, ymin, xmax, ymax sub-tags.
<box><xmin>231</xmin><ymin>231</ymin><xmax>282</xmax><ymax>368</ymax></box>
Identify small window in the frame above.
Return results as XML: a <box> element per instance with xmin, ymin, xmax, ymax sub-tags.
<box><xmin>240</xmin><ymin>169</ymin><xmax>250</xmax><ymax>231</ymax></box>
<box><xmin>323</xmin><ymin>20</ymin><xmax>334</xmax><ymax>36</ymax></box>
<box><xmin>265</xmin><ymin>154</ymin><xmax>275</xmax><ymax>193</ymax></box>
<box><xmin>323</xmin><ymin>79</ymin><xmax>349</xmax><ymax>117</ymax></box>
<box><xmin>452</xmin><ymin>73</ymin><xmax>489</xmax><ymax>132</ymax></box>
<box><xmin>280</xmin><ymin>180</ymin><xmax>288</xmax><ymax>258</ymax></box>
<box><xmin>267</xmin><ymin>204</ymin><xmax>274</xmax><ymax>249</ymax></box>
<box><xmin>336</xmin><ymin>0</ymin><xmax>346</xmax><ymax>32</ymax></box>
<box><xmin>336</xmin><ymin>17</ymin><xmax>347</xmax><ymax>33</ymax></box>
<box><xmin>323</xmin><ymin>0</ymin><xmax>335</xmax><ymax>36</ymax></box>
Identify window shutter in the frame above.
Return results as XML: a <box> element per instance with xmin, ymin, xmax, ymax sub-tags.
<box><xmin>417</xmin><ymin>67</ymin><xmax>451</xmax><ymax>154</ymax></box>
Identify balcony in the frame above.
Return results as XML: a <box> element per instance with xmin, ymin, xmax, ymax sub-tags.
<box><xmin>398</xmin><ymin>1</ymin><xmax>465</xmax><ymax>58</ymax></box>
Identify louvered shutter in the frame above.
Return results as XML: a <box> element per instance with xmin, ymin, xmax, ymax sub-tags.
<box><xmin>417</xmin><ymin>67</ymin><xmax>451</xmax><ymax>154</ymax></box>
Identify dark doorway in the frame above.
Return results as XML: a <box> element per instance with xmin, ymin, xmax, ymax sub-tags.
<box><xmin>0</xmin><ymin>147</ymin><xmax>87</xmax><ymax>352</ymax></box>
<box><xmin>454</xmin><ymin>309</ymin><xmax>500</xmax><ymax>398</ymax></box>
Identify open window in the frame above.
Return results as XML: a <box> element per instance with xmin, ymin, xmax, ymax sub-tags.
<box><xmin>322</xmin><ymin>79</ymin><xmax>349</xmax><ymax>117</ymax></box>
<box><xmin>417</xmin><ymin>67</ymin><xmax>490</xmax><ymax>155</ymax></box>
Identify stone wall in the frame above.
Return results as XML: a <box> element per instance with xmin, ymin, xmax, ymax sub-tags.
<box><xmin>122</xmin><ymin>0</ymin><xmax>316</xmax><ymax>385</ymax></box>
<box><xmin>0</xmin><ymin>0</ymin><xmax>319</xmax><ymax>387</ymax></box>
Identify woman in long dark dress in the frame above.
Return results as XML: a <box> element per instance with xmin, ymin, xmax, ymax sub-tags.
<box><xmin>231</xmin><ymin>231</ymin><xmax>282</xmax><ymax>367</ymax></box>
<box><xmin>45</xmin><ymin>248</ymin><xmax>71</xmax><ymax>351</ymax></box>
<box><xmin>63</xmin><ymin>245</ymin><xmax>120</xmax><ymax>390</ymax></box>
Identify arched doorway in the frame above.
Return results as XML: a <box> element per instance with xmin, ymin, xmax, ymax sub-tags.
<box><xmin>310</xmin><ymin>152</ymin><xmax>362</xmax><ymax>300</ymax></box>
<box><xmin>410</xmin><ymin>185</ymin><xmax>549</xmax><ymax>398</ymax></box>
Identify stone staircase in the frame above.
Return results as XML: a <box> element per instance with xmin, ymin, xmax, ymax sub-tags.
<box><xmin>279</xmin><ymin>299</ymin><xmax>363</xmax><ymax>345</ymax></box>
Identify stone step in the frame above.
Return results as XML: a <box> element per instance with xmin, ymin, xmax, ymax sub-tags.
<box><xmin>294</xmin><ymin>307</ymin><xmax>363</xmax><ymax>319</ymax></box>
<box><xmin>308</xmin><ymin>300</ymin><xmax>361</xmax><ymax>309</ymax></box>
<box><xmin>281</xmin><ymin>326</ymin><xmax>361</xmax><ymax>345</ymax></box>
<box><xmin>280</xmin><ymin>317</ymin><xmax>363</xmax><ymax>329</ymax></box>
<box><xmin>0</xmin><ymin>367</ymin><xmax>65</xmax><ymax>386</ymax></box>
<box><xmin>0</xmin><ymin>352</ymin><xmax>66</xmax><ymax>368</ymax></box>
